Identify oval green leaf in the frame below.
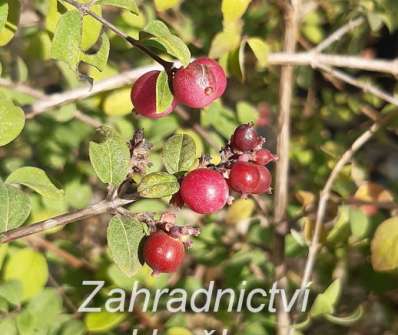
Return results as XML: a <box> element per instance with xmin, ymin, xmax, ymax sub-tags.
<box><xmin>163</xmin><ymin>134</ymin><xmax>196</xmax><ymax>174</ymax></box>
<box><xmin>156</xmin><ymin>70</ymin><xmax>174</xmax><ymax>114</ymax></box>
<box><xmin>89</xmin><ymin>132</ymin><xmax>130</xmax><ymax>187</ymax></box>
<box><xmin>138</xmin><ymin>172</ymin><xmax>179</xmax><ymax>198</ymax></box>
<box><xmin>0</xmin><ymin>182</ymin><xmax>31</xmax><ymax>233</ymax></box>
<box><xmin>107</xmin><ymin>215</ymin><xmax>146</xmax><ymax>277</ymax></box>
<box><xmin>6</xmin><ymin>167</ymin><xmax>64</xmax><ymax>199</ymax></box>
<box><xmin>0</xmin><ymin>93</ymin><xmax>25</xmax><ymax>146</ymax></box>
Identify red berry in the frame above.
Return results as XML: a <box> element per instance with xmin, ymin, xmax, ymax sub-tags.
<box><xmin>143</xmin><ymin>231</ymin><xmax>185</xmax><ymax>273</ymax></box>
<box><xmin>131</xmin><ymin>70</ymin><xmax>177</xmax><ymax>119</ymax></box>
<box><xmin>254</xmin><ymin>149</ymin><xmax>278</xmax><ymax>165</ymax></box>
<box><xmin>252</xmin><ymin>165</ymin><xmax>272</xmax><ymax>194</ymax></box>
<box><xmin>229</xmin><ymin>162</ymin><xmax>261</xmax><ymax>194</ymax></box>
<box><xmin>180</xmin><ymin>168</ymin><xmax>229</xmax><ymax>214</ymax></box>
<box><xmin>172</xmin><ymin>57</ymin><xmax>227</xmax><ymax>108</ymax></box>
<box><xmin>231</xmin><ymin>124</ymin><xmax>260</xmax><ymax>151</ymax></box>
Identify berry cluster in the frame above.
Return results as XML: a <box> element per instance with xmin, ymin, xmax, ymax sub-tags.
<box><xmin>130</xmin><ymin>57</ymin><xmax>227</xmax><ymax>119</ymax></box>
<box><xmin>142</xmin><ymin>124</ymin><xmax>277</xmax><ymax>274</ymax></box>
<box><xmin>179</xmin><ymin>124</ymin><xmax>277</xmax><ymax>215</ymax></box>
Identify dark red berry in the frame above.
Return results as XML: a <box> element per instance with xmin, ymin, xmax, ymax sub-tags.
<box><xmin>254</xmin><ymin>149</ymin><xmax>278</xmax><ymax>165</ymax></box>
<box><xmin>229</xmin><ymin>162</ymin><xmax>261</xmax><ymax>194</ymax></box>
<box><xmin>252</xmin><ymin>165</ymin><xmax>272</xmax><ymax>194</ymax></box>
<box><xmin>172</xmin><ymin>57</ymin><xmax>227</xmax><ymax>108</ymax></box>
<box><xmin>131</xmin><ymin>70</ymin><xmax>177</xmax><ymax>119</ymax></box>
<box><xmin>143</xmin><ymin>231</ymin><xmax>185</xmax><ymax>273</ymax></box>
<box><xmin>231</xmin><ymin>124</ymin><xmax>260</xmax><ymax>151</ymax></box>
<box><xmin>180</xmin><ymin>168</ymin><xmax>229</xmax><ymax>214</ymax></box>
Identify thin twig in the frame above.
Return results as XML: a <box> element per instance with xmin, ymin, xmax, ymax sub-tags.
<box><xmin>299</xmin><ymin>115</ymin><xmax>391</xmax><ymax>297</ymax></box>
<box><xmin>317</xmin><ymin>63</ymin><xmax>398</xmax><ymax>106</ymax></box>
<box><xmin>274</xmin><ymin>1</ymin><xmax>301</xmax><ymax>334</ymax></box>
<box><xmin>73</xmin><ymin>110</ymin><xmax>102</xmax><ymax>128</ymax></box>
<box><xmin>0</xmin><ymin>198</ymin><xmax>135</xmax><ymax>243</ymax></box>
<box><xmin>26</xmin><ymin>64</ymin><xmax>161</xmax><ymax>117</ymax></box>
<box><xmin>313</xmin><ymin>17</ymin><xmax>365</xmax><ymax>53</ymax></box>
<box><xmin>0</xmin><ymin>78</ymin><xmax>45</xmax><ymax>99</ymax></box>
<box><xmin>61</xmin><ymin>0</ymin><xmax>173</xmax><ymax>71</ymax></box>
<box><xmin>268</xmin><ymin>52</ymin><xmax>398</xmax><ymax>75</ymax></box>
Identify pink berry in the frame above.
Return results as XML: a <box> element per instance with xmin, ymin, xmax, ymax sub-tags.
<box><xmin>252</xmin><ymin>165</ymin><xmax>272</xmax><ymax>194</ymax></box>
<box><xmin>131</xmin><ymin>70</ymin><xmax>177</xmax><ymax>119</ymax></box>
<box><xmin>254</xmin><ymin>149</ymin><xmax>278</xmax><ymax>165</ymax></box>
<box><xmin>143</xmin><ymin>231</ymin><xmax>185</xmax><ymax>273</ymax></box>
<box><xmin>231</xmin><ymin>124</ymin><xmax>260</xmax><ymax>151</ymax></box>
<box><xmin>172</xmin><ymin>57</ymin><xmax>227</xmax><ymax>108</ymax></box>
<box><xmin>229</xmin><ymin>162</ymin><xmax>261</xmax><ymax>194</ymax></box>
<box><xmin>180</xmin><ymin>168</ymin><xmax>229</xmax><ymax>214</ymax></box>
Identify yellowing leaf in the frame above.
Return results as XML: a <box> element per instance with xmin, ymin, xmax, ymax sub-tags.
<box><xmin>0</xmin><ymin>0</ymin><xmax>20</xmax><ymax>47</ymax></box>
<box><xmin>296</xmin><ymin>190</ymin><xmax>316</xmax><ymax>208</ymax></box>
<box><xmin>81</xmin><ymin>5</ymin><xmax>102</xmax><ymax>51</ymax></box>
<box><xmin>154</xmin><ymin>0</ymin><xmax>181</xmax><ymax>11</ymax></box>
<box><xmin>371</xmin><ymin>217</ymin><xmax>398</xmax><ymax>272</ymax></box>
<box><xmin>103</xmin><ymin>87</ymin><xmax>132</xmax><ymax>116</ymax></box>
<box><xmin>0</xmin><ymin>93</ymin><xmax>25</xmax><ymax>146</ymax></box>
<box><xmin>247</xmin><ymin>37</ymin><xmax>270</xmax><ymax>68</ymax></box>
<box><xmin>85</xmin><ymin>311</ymin><xmax>127</xmax><ymax>333</ymax></box>
<box><xmin>4</xmin><ymin>248</ymin><xmax>48</xmax><ymax>301</ymax></box>
<box><xmin>226</xmin><ymin>199</ymin><xmax>255</xmax><ymax>224</ymax></box>
<box><xmin>209</xmin><ymin>30</ymin><xmax>240</xmax><ymax>59</ymax></box>
<box><xmin>222</xmin><ymin>0</ymin><xmax>251</xmax><ymax>23</ymax></box>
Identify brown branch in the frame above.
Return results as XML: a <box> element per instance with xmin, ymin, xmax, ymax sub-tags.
<box><xmin>0</xmin><ymin>197</ymin><xmax>134</xmax><ymax>244</ymax></box>
<box><xmin>274</xmin><ymin>0</ymin><xmax>301</xmax><ymax>334</ymax></box>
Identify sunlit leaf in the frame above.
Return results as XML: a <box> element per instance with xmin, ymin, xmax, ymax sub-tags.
<box><xmin>138</xmin><ymin>172</ymin><xmax>179</xmax><ymax>198</ymax></box>
<box><xmin>0</xmin><ymin>93</ymin><xmax>25</xmax><ymax>146</ymax></box>
<box><xmin>163</xmin><ymin>133</ymin><xmax>196</xmax><ymax>174</ymax></box>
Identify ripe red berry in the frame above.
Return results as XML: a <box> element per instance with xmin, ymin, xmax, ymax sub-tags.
<box><xmin>229</xmin><ymin>161</ymin><xmax>261</xmax><ymax>194</ymax></box>
<box><xmin>143</xmin><ymin>231</ymin><xmax>185</xmax><ymax>273</ymax></box>
<box><xmin>254</xmin><ymin>149</ymin><xmax>278</xmax><ymax>165</ymax></box>
<box><xmin>180</xmin><ymin>168</ymin><xmax>229</xmax><ymax>214</ymax></box>
<box><xmin>231</xmin><ymin>124</ymin><xmax>260</xmax><ymax>151</ymax></box>
<box><xmin>172</xmin><ymin>57</ymin><xmax>227</xmax><ymax>108</ymax></box>
<box><xmin>253</xmin><ymin>165</ymin><xmax>272</xmax><ymax>194</ymax></box>
<box><xmin>131</xmin><ymin>70</ymin><xmax>177</xmax><ymax>119</ymax></box>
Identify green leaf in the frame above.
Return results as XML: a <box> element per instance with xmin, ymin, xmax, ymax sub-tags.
<box><xmin>4</xmin><ymin>248</ymin><xmax>49</xmax><ymax>301</ymax></box>
<box><xmin>138</xmin><ymin>172</ymin><xmax>179</xmax><ymax>198</ymax></box>
<box><xmin>97</xmin><ymin>0</ymin><xmax>139</xmax><ymax>13</ymax></box>
<box><xmin>85</xmin><ymin>311</ymin><xmax>126</xmax><ymax>333</ymax></box>
<box><xmin>247</xmin><ymin>37</ymin><xmax>269</xmax><ymax>68</ymax></box>
<box><xmin>371</xmin><ymin>217</ymin><xmax>398</xmax><ymax>272</ymax></box>
<box><xmin>154</xmin><ymin>0</ymin><xmax>181</xmax><ymax>12</ymax></box>
<box><xmin>80</xmin><ymin>33</ymin><xmax>110</xmax><ymax>71</ymax></box>
<box><xmin>0</xmin><ymin>182</ymin><xmax>31</xmax><ymax>233</ymax></box>
<box><xmin>222</xmin><ymin>0</ymin><xmax>251</xmax><ymax>23</ymax></box>
<box><xmin>61</xmin><ymin>320</ymin><xmax>85</xmax><ymax>335</ymax></box>
<box><xmin>0</xmin><ymin>280</ymin><xmax>23</xmax><ymax>306</ymax></box>
<box><xmin>237</xmin><ymin>101</ymin><xmax>258</xmax><ymax>124</ymax></box>
<box><xmin>89</xmin><ymin>131</ymin><xmax>130</xmax><ymax>187</ymax></box>
<box><xmin>310</xmin><ymin>279</ymin><xmax>341</xmax><ymax>318</ymax></box>
<box><xmin>156</xmin><ymin>70</ymin><xmax>174</xmax><ymax>114</ymax></box>
<box><xmin>0</xmin><ymin>0</ymin><xmax>20</xmax><ymax>47</ymax></box>
<box><xmin>0</xmin><ymin>0</ymin><xmax>8</xmax><ymax>33</ymax></box>
<box><xmin>209</xmin><ymin>31</ymin><xmax>240</xmax><ymax>59</ymax></box>
<box><xmin>107</xmin><ymin>215</ymin><xmax>146</xmax><ymax>277</ymax></box>
<box><xmin>143</xmin><ymin>20</ymin><xmax>191</xmax><ymax>66</ymax></box>
<box><xmin>6</xmin><ymin>167</ymin><xmax>64</xmax><ymax>199</ymax></box>
<box><xmin>51</xmin><ymin>10</ymin><xmax>82</xmax><ymax>70</ymax></box>
<box><xmin>349</xmin><ymin>207</ymin><xmax>370</xmax><ymax>240</ymax></box>
<box><xmin>0</xmin><ymin>319</ymin><xmax>17</xmax><ymax>335</ymax></box>
<box><xmin>163</xmin><ymin>134</ymin><xmax>196</xmax><ymax>174</ymax></box>
<box><xmin>325</xmin><ymin>305</ymin><xmax>364</xmax><ymax>326</ymax></box>
<box><xmin>81</xmin><ymin>4</ymin><xmax>102</xmax><ymax>51</ymax></box>
<box><xmin>0</xmin><ymin>93</ymin><xmax>25</xmax><ymax>146</ymax></box>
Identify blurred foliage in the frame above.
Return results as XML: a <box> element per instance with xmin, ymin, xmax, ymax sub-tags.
<box><xmin>0</xmin><ymin>0</ymin><xmax>397</xmax><ymax>334</ymax></box>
